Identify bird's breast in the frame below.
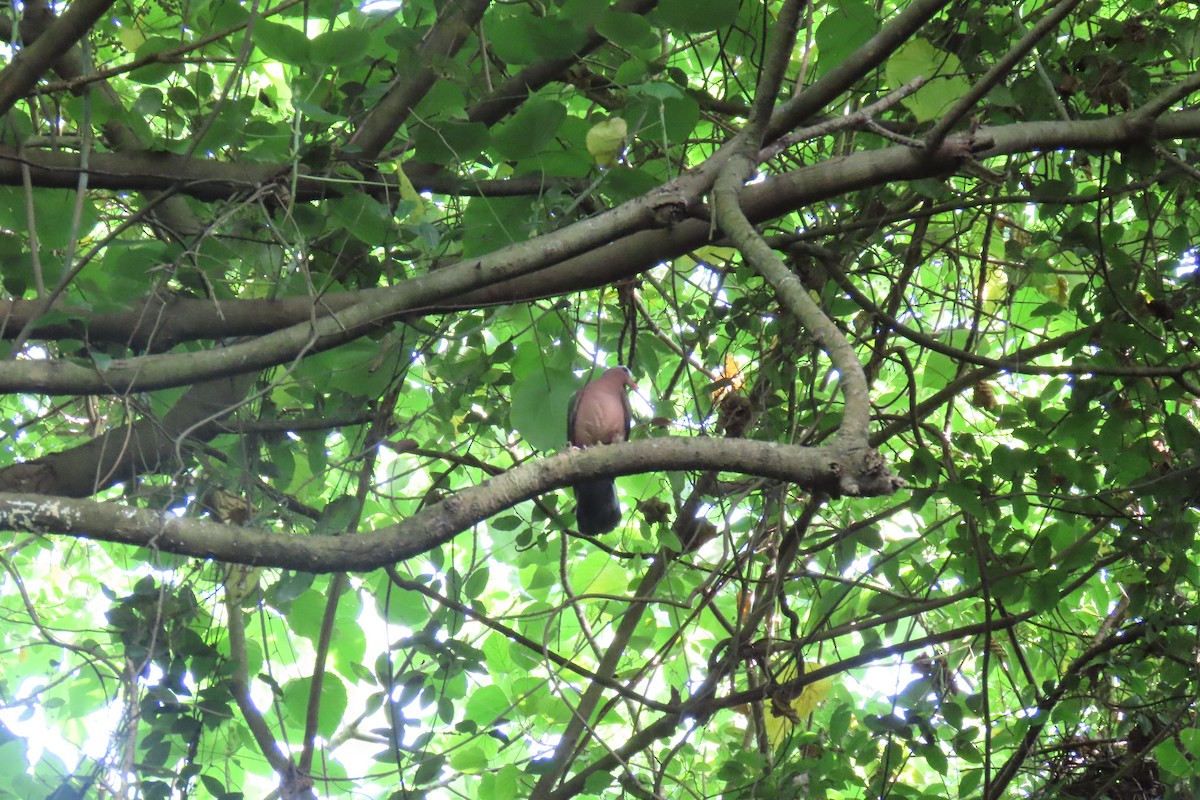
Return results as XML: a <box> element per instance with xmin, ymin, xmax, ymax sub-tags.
<box><xmin>571</xmin><ymin>395</ymin><xmax>627</xmax><ymax>446</ymax></box>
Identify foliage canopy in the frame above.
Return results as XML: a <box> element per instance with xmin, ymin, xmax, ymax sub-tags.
<box><xmin>1</xmin><ymin>0</ymin><xmax>1199</xmax><ymax>798</ymax></box>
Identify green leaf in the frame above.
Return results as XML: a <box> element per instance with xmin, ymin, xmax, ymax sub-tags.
<box><xmin>489</xmin><ymin>12</ymin><xmax>588</xmax><ymax>63</ymax></box>
<box><xmin>1180</xmin><ymin>727</ymin><xmax>1200</xmax><ymax>759</ymax></box>
<box><xmin>253</xmin><ymin>20</ymin><xmax>311</xmax><ymax>65</ymax></box>
<box><xmin>628</xmin><ymin>90</ymin><xmax>700</xmax><ymax>145</ymax></box>
<box><xmin>572</xmin><ymin>550</ymin><xmax>631</xmax><ymax>595</ymax></box>
<box><xmin>491</xmin><ymin>98</ymin><xmax>567</xmax><ymax>161</ymax></box>
<box><xmin>922</xmin><ymin>744</ymin><xmax>948</xmax><ymax>774</ymax></box>
<box><xmin>448</xmin><ymin>737</ymin><xmax>500</xmax><ymax>773</ymax></box>
<box><xmin>328</xmin><ymin>193</ymin><xmax>394</xmax><ymax>246</ymax></box>
<box><xmin>918</xmin><ymin>329</ymin><xmax>972</xmax><ymax>388</ymax></box>
<box><xmin>311</xmin><ymin>27</ymin><xmax>371</xmax><ymax>67</ymax></box>
<box><xmin>373</xmin><ymin>573</ymin><xmax>431</xmax><ymax>628</ymax></box>
<box><xmin>510</xmin><ymin>367</ymin><xmax>577</xmax><ymax>452</ymax></box>
<box><xmin>815</xmin><ymin>0</ymin><xmax>879</xmax><ymax>75</ymax></box>
<box><xmin>413</xmin><ymin>121</ymin><xmax>489</xmax><ymax>165</ymax></box>
<box><xmin>458</xmin><ymin>194</ymin><xmax>535</xmax><ymax>256</ymax></box>
<box><xmin>596</xmin><ymin>11</ymin><xmax>659</xmax><ymax>51</ymax></box>
<box><xmin>289</xmin><ymin>590</ymin><xmax>329</xmax><ymax>641</ymax></box>
<box><xmin>315</xmin><ymin>495</ymin><xmax>360</xmax><ymax>536</ymax></box>
<box><xmin>885</xmin><ymin>39</ymin><xmax>973</xmax><ymax>122</ymax></box>
<box><xmin>1155</xmin><ymin>739</ymin><xmax>1191</xmax><ymax>778</ymax></box>
<box><xmin>283</xmin><ymin>673</ymin><xmax>348</xmax><ymax>739</ymax></box>
<box><xmin>464</xmin><ymin>685</ymin><xmax>510</xmax><ymax>726</ymax></box>
<box><xmin>653</xmin><ymin>0</ymin><xmax>738</xmax><ymax>32</ymax></box>
<box><xmin>31</xmin><ymin>191</ymin><xmax>97</xmax><ymax>253</ymax></box>
<box><xmin>463</xmin><ymin>567</ymin><xmax>489</xmax><ymax>599</ymax></box>
<box><xmin>128</xmin><ymin>37</ymin><xmax>181</xmax><ymax>83</ymax></box>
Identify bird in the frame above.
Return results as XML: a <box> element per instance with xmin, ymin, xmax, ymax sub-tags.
<box><xmin>566</xmin><ymin>366</ymin><xmax>638</xmax><ymax>535</ymax></box>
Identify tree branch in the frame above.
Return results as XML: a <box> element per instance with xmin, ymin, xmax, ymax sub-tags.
<box><xmin>348</xmin><ymin>0</ymin><xmax>491</xmax><ymax>157</ymax></box>
<box><xmin>0</xmin><ymin>436</ymin><xmax>903</xmax><ymax>571</ymax></box>
<box><xmin>466</xmin><ymin>0</ymin><xmax>660</xmax><ymax>126</ymax></box>
<box><xmin>766</xmin><ymin>0</ymin><xmax>952</xmax><ymax>139</ymax></box>
<box><xmin>714</xmin><ymin>153</ymin><xmax>873</xmax><ymax>443</ymax></box>
<box><xmin>0</xmin><ymin>173</ymin><xmax>698</xmax><ymax>393</ymax></box>
<box><xmin>984</xmin><ymin>625</ymin><xmax>1144</xmax><ymax>800</ymax></box>
<box><xmin>923</xmin><ymin>0</ymin><xmax>1085</xmax><ymax>149</ymax></box>
<box><xmin>0</xmin><ymin>0</ymin><xmax>116</xmax><ymax>117</ymax></box>
<box><xmin>2</xmin><ymin>113</ymin><xmax>1190</xmax><ymax>362</ymax></box>
<box><xmin>0</xmin><ymin>374</ymin><xmax>255</xmax><ymax>497</ymax></box>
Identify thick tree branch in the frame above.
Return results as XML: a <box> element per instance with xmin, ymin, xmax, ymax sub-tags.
<box><xmin>0</xmin><ymin>112</ymin><xmax>1192</xmax><ymax>209</ymax></box>
<box><xmin>0</xmin><ymin>174</ymin><xmax>698</xmax><ymax>394</ymax></box>
<box><xmin>1</xmin><ymin>114</ymin><xmax>1195</xmax><ymax>362</ymax></box>
<box><xmin>0</xmin><ymin>374</ymin><xmax>255</xmax><ymax>497</ymax></box>
<box><xmin>0</xmin><ymin>145</ymin><xmax>588</xmax><ymax>201</ymax></box>
<box><xmin>0</xmin><ymin>436</ymin><xmax>903</xmax><ymax>572</ymax></box>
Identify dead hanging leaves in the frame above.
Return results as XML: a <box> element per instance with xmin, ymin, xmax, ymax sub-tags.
<box><xmin>972</xmin><ymin>381</ymin><xmax>998</xmax><ymax>411</ymax></box>
<box><xmin>711</xmin><ymin>355</ymin><xmax>746</xmax><ymax>403</ymax></box>
<box><xmin>712</xmin><ymin>356</ymin><xmax>752</xmax><ymax>437</ymax></box>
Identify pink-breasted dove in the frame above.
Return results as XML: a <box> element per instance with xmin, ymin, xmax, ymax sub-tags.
<box><xmin>567</xmin><ymin>366</ymin><xmax>638</xmax><ymax>535</ymax></box>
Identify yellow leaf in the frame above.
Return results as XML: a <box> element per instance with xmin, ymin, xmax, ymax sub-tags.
<box><xmin>1037</xmin><ymin>274</ymin><xmax>1069</xmax><ymax>305</ymax></box>
<box><xmin>739</xmin><ymin>661</ymin><xmax>834</xmax><ymax>746</ymax></box>
<box><xmin>586</xmin><ymin>118</ymin><xmax>627</xmax><ymax>168</ymax></box>
<box><xmin>979</xmin><ymin>266</ymin><xmax>1008</xmax><ymax>312</ymax></box>
<box><xmin>711</xmin><ymin>355</ymin><xmax>746</xmax><ymax>401</ymax></box>
<box><xmin>396</xmin><ymin>162</ymin><xmax>425</xmax><ymax>220</ymax></box>
<box><xmin>223</xmin><ymin>565</ymin><xmax>262</xmax><ymax>605</ymax></box>
<box><xmin>691</xmin><ymin>245</ymin><xmax>739</xmax><ymax>264</ymax></box>
<box><xmin>117</xmin><ymin>24</ymin><xmax>146</xmax><ymax>53</ymax></box>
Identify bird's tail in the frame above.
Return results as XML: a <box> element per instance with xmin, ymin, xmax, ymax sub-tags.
<box><xmin>572</xmin><ymin>479</ymin><xmax>621</xmax><ymax>535</ymax></box>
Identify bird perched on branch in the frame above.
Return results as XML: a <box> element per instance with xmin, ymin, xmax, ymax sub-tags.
<box><xmin>567</xmin><ymin>366</ymin><xmax>637</xmax><ymax>535</ymax></box>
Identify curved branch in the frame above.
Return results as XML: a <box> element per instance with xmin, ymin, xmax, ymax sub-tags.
<box><xmin>0</xmin><ymin>436</ymin><xmax>903</xmax><ymax>572</ymax></box>
<box><xmin>714</xmin><ymin>153</ymin><xmax>873</xmax><ymax>443</ymax></box>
